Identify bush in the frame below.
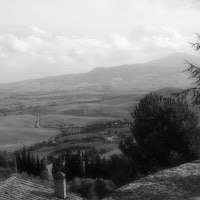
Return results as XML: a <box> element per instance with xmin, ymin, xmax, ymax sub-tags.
<box><xmin>107</xmin><ymin>155</ymin><xmax>132</xmax><ymax>186</ymax></box>
<box><xmin>0</xmin><ymin>167</ymin><xmax>13</xmax><ymax>180</ymax></box>
<box><xmin>94</xmin><ymin>178</ymin><xmax>116</xmax><ymax>199</ymax></box>
<box><xmin>69</xmin><ymin>178</ymin><xmax>96</xmax><ymax>199</ymax></box>
<box><xmin>40</xmin><ymin>170</ymin><xmax>49</xmax><ymax>180</ymax></box>
<box><xmin>69</xmin><ymin>178</ymin><xmax>116</xmax><ymax>200</ymax></box>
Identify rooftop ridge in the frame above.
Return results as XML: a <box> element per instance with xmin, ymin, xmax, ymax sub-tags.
<box><xmin>0</xmin><ymin>175</ymin><xmax>16</xmax><ymax>190</ymax></box>
<box><xmin>0</xmin><ymin>176</ymin><xmax>83</xmax><ymax>200</ymax></box>
<box><xmin>15</xmin><ymin>177</ymin><xmax>54</xmax><ymax>191</ymax></box>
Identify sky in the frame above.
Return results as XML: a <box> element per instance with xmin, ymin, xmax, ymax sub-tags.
<box><xmin>0</xmin><ymin>0</ymin><xmax>200</xmax><ymax>82</ymax></box>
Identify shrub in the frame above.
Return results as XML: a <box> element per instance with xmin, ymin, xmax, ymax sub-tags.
<box><xmin>40</xmin><ymin>170</ymin><xmax>49</xmax><ymax>180</ymax></box>
<box><xmin>0</xmin><ymin>167</ymin><xmax>13</xmax><ymax>180</ymax></box>
<box><xmin>94</xmin><ymin>178</ymin><xmax>116</xmax><ymax>199</ymax></box>
<box><xmin>69</xmin><ymin>178</ymin><xmax>96</xmax><ymax>199</ymax></box>
<box><xmin>68</xmin><ymin>178</ymin><xmax>116</xmax><ymax>200</ymax></box>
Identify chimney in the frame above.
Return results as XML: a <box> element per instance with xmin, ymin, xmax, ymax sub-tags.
<box><xmin>53</xmin><ymin>172</ymin><xmax>67</xmax><ymax>199</ymax></box>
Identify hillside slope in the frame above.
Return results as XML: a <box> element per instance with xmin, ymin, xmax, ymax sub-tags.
<box><xmin>0</xmin><ymin>52</ymin><xmax>199</xmax><ymax>94</ymax></box>
<box><xmin>103</xmin><ymin>161</ymin><xmax>200</xmax><ymax>200</ymax></box>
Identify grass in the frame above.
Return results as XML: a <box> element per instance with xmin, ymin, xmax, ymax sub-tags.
<box><xmin>40</xmin><ymin>115</ymin><xmax>119</xmax><ymax>127</ymax></box>
<box><xmin>0</xmin><ymin>114</ymin><xmax>36</xmax><ymax>128</ymax></box>
<box><xmin>57</xmin><ymin>133</ymin><xmax>101</xmax><ymax>142</ymax></box>
<box><xmin>0</xmin><ymin>93</ymin><xmax>139</xmax><ymax>154</ymax></box>
<box><xmin>0</xmin><ymin>127</ymin><xmax>59</xmax><ymax>152</ymax></box>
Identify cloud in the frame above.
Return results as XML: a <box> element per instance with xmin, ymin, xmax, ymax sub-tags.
<box><xmin>0</xmin><ymin>26</ymin><xmax>193</xmax><ymax>83</ymax></box>
<box><xmin>145</xmin><ymin>0</ymin><xmax>197</xmax><ymax>9</ymax></box>
<box><xmin>130</xmin><ymin>25</ymin><xmax>190</xmax><ymax>55</ymax></box>
<box><xmin>110</xmin><ymin>33</ymin><xmax>132</xmax><ymax>50</ymax></box>
<box><xmin>29</xmin><ymin>26</ymin><xmax>52</xmax><ymax>38</ymax></box>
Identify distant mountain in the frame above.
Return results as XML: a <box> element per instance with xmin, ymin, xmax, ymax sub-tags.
<box><xmin>0</xmin><ymin>52</ymin><xmax>199</xmax><ymax>94</ymax></box>
<box><xmin>155</xmin><ymin>88</ymin><xmax>185</xmax><ymax>97</ymax></box>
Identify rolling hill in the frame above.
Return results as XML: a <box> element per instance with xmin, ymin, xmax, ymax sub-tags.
<box><xmin>0</xmin><ymin>52</ymin><xmax>199</xmax><ymax>94</ymax></box>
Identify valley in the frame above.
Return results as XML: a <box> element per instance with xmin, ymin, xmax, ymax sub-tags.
<box><xmin>0</xmin><ymin>92</ymin><xmax>141</xmax><ymax>158</ymax></box>
<box><xmin>0</xmin><ymin>52</ymin><xmax>199</xmax><ymax>159</ymax></box>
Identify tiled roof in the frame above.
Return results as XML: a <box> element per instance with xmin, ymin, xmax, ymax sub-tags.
<box><xmin>103</xmin><ymin>162</ymin><xmax>200</xmax><ymax>200</ymax></box>
<box><xmin>0</xmin><ymin>176</ymin><xmax>82</xmax><ymax>200</ymax></box>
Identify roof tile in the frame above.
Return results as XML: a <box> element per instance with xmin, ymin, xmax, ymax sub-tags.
<box><xmin>0</xmin><ymin>176</ymin><xmax>82</xmax><ymax>200</ymax></box>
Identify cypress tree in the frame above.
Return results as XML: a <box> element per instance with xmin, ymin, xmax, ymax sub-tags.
<box><xmin>31</xmin><ymin>155</ymin><xmax>36</xmax><ymax>176</ymax></box>
<box><xmin>77</xmin><ymin>149</ymin><xmax>84</xmax><ymax>178</ymax></box>
<box><xmin>94</xmin><ymin>154</ymin><xmax>101</xmax><ymax>178</ymax></box>
<box><xmin>16</xmin><ymin>152</ymin><xmax>22</xmax><ymax>173</ymax></box>
<box><xmin>64</xmin><ymin>150</ymin><xmax>72</xmax><ymax>181</ymax></box>
<box><xmin>40</xmin><ymin>158</ymin><xmax>47</xmax><ymax>171</ymax></box>
<box><xmin>27</xmin><ymin>150</ymin><xmax>31</xmax><ymax>175</ymax></box>
<box><xmin>36</xmin><ymin>155</ymin><xmax>40</xmax><ymax>176</ymax></box>
<box><xmin>84</xmin><ymin>151</ymin><xmax>89</xmax><ymax>177</ymax></box>
<box><xmin>22</xmin><ymin>146</ymin><xmax>27</xmax><ymax>172</ymax></box>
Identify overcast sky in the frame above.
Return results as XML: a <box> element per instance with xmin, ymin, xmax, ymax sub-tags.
<box><xmin>0</xmin><ymin>0</ymin><xmax>200</xmax><ymax>82</ymax></box>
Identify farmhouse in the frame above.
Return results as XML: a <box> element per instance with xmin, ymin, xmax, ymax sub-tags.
<box><xmin>0</xmin><ymin>172</ymin><xmax>82</xmax><ymax>200</ymax></box>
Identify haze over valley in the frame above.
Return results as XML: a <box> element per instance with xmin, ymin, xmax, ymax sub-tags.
<box><xmin>0</xmin><ymin>52</ymin><xmax>199</xmax><ymax>154</ymax></box>
<box><xmin>0</xmin><ymin>52</ymin><xmax>198</xmax><ymax>94</ymax></box>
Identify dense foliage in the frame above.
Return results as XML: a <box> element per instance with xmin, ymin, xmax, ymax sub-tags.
<box><xmin>179</xmin><ymin>34</ymin><xmax>200</xmax><ymax>105</ymax></box>
<box><xmin>69</xmin><ymin>177</ymin><xmax>116</xmax><ymax>199</ymax></box>
<box><xmin>80</xmin><ymin>120</ymin><xmax>129</xmax><ymax>134</ymax></box>
<box><xmin>51</xmin><ymin>150</ymin><xmax>132</xmax><ymax>186</ymax></box>
<box><xmin>120</xmin><ymin>93</ymin><xmax>200</xmax><ymax>174</ymax></box>
<box><xmin>0</xmin><ymin>151</ymin><xmax>16</xmax><ymax>180</ymax></box>
<box><xmin>16</xmin><ymin>146</ymin><xmax>48</xmax><ymax>179</ymax></box>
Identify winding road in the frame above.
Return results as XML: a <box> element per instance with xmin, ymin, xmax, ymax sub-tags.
<box><xmin>35</xmin><ymin>116</ymin><xmax>41</xmax><ymax>128</ymax></box>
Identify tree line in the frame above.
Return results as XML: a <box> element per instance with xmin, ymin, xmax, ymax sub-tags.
<box><xmin>51</xmin><ymin>149</ymin><xmax>132</xmax><ymax>186</ymax></box>
<box><xmin>0</xmin><ymin>151</ymin><xmax>16</xmax><ymax>180</ymax></box>
<box><xmin>50</xmin><ymin>92</ymin><xmax>200</xmax><ymax>186</ymax></box>
<box><xmin>16</xmin><ymin>146</ymin><xmax>48</xmax><ymax>179</ymax></box>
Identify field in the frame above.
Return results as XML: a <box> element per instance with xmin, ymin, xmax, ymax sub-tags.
<box><xmin>1</xmin><ymin>87</ymin><xmax>198</xmax><ymax>160</ymax></box>
<box><xmin>1</xmin><ymin>88</ymin><xmax>197</xmax><ymax>159</ymax></box>
<box><xmin>0</xmin><ymin>127</ymin><xmax>59</xmax><ymax>151</ymax></box>
<box><xmin>0</xmin><ymin>115</ymin><xmax>36</xmax><ymax>128</ymax></box>
<box><xmin>0</xmin><ymin>114</ymin><xmax>58</xmax><ymax>151</ymax></box>
<box><xmin>0</xmin><ymin>92</ymin><xmax>140</xmax><ymax>154</ymax></box>
<box><xmin>40</xmin><ymin>115</ymin><xmax>119</xmax><ymax>127</ymax></box>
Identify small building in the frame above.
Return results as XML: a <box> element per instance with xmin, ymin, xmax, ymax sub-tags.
<box><xmin>54</xmin><ymin>172</ymin><xmax>67</xmax><ymax>199</ymax></box>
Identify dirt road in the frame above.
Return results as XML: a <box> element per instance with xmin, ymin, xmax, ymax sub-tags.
<box><xmin>35</xmin><ymin>116</ymin><xmax>41</xmax><ymax>128</ymax></box>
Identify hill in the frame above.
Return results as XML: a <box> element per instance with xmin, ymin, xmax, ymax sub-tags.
<box><xmin>103</xmin><ymin>161</ymin><xmax>200</xmax><ymax>200</ymax></box>
<box><xmin>0</xmin><ymin>52</ymin><xmax>199</xmax><ymax>94</ymax></box>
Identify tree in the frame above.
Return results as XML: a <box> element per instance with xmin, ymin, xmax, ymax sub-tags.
<box><xmin>16</xmin><ymin>152</ymin><xmax>22</xmax><ymax>173</ymax></box>
<box><xmin>36</xmin><ymin>155</ymin><xmax>40</xmax><ymax>176</ymax></box>
<box><xmin>120</xmin><ymin>93</ymin><xmax>200</xmax><ymax>173</ymax></box>
<box><xmin>84</xmin><ymin>151</ymin><xmax>89</xmax><ymax>177</ymax></box>
<box><xmin>26</xmin><ymin>150</ymin><xmax>31</xmax><ymax>175</ymax></box>
<box><xmin>179</xmin><ymin>34</ymin><xmax>200</xmax><ymax>105</ymax></box>
<box><xmin>94</xmin><ymin>154</ymin><xmax>101</xmax><ymax>178</ymax></box>
<box><xmin>40</xmin><ymin>158</ymin><xmax>47</xmax><ymax>172</ymax></box>
<box><xmin>21</xmin><ymin>146</ymin><xmax>27</xmax><ymax>172</ymax></box>
<box><xmin>77</xmin><ymin>149</ymin><xmax>84</xmax><ymax>178</ymax></box>
<box><xmin>30</xmin><ymin>155</ymin><xmax>36</xmax><ymax>176</ymax></box>
<box><xmin>64</xmin><ymin>150</ymin><xmax>72</xmax><ymax>181</ymax></box>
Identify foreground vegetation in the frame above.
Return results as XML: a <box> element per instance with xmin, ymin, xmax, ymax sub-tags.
<box><xmin>1</xmin><ymin>90</ymin><xmax>200</xmax><ymax>199</ymax></box>
<box><xmin>120</xmin><ymin>93</ymin><xmax>200</xmax><ymax>176</ymax></box>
